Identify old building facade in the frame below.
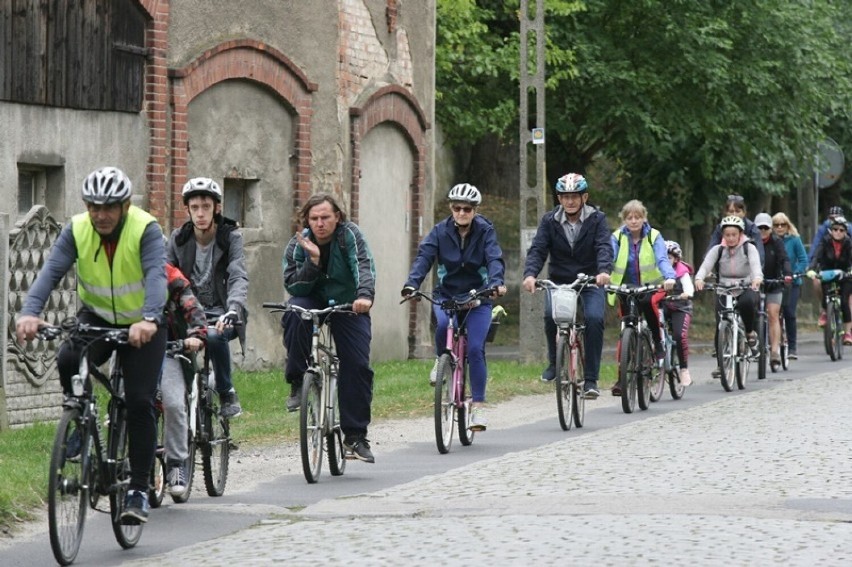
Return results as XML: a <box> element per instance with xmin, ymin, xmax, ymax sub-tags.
<box><xmin>0</xmin><ymin>0</ymin><xmax>435</xmax><ymax>426</ymax></box>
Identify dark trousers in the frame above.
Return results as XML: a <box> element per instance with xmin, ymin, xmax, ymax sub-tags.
<box><xmin>781</xmin><ymin>285</ymin><xmax>800</xmax><ymax>352</ymax></box>
<box><xmin>282</xmin><ymin>296</ymin><xmax>374</xmax><ymax>436</ymax></box>
<box><xmin>544</xmin><ymin>285</ymin><xmax>605</xmax><ymax>387</ymax></box>
<box><xmin>57</xmin><ymin>311</ymin><xmax>165</xmax><ymax>491</ymax></box>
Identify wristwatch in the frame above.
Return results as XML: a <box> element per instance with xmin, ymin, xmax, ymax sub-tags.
<box><xmin>143</xmin><ymin>316</ymin><xmax>160</xmax><ymax>327</ymax></box>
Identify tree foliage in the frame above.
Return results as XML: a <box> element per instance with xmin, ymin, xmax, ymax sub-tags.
<box><xmin>435</xmin><ymin>0</ymin><xmax>852</xmax><ymax>227</ymax></box>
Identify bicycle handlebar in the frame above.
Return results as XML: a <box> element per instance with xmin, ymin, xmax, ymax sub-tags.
<box><xmin>399</xmin><ymin>286</ymin><xmax>499</xmax><ymax>310</ymax></box>
<box><xmin>35</xmin><ymin>320</ymin><xmax>130</xmax><ymax>344</ymax></box>
<box><xmin>262</xmin><ymin>301</ymin><xmax>355</xmax><ymax>317</ymax></box>
<box><xmin>534</xmin><ymin>273</ymin><xmax>596</xmax><ymax>292</ymax></box>
<box><xmin>603</xmin><ymin>282</ymin><xmax>665</xmax><ymax>296</ymax></box>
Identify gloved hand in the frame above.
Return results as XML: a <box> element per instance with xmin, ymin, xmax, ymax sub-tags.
<box><xmin>400</xmin><ymin>286</ymin><xmax>416</xmax><ymax>298</ymax></box>
<box><xmin>806</xmin><ymin>270</ymin><xmax>817</xmax><ymax>279</ymax></box>
<box><xmin>218</xmin><ymin>310</ymin><xmax>239</xmax><ymax>327</ymax></box>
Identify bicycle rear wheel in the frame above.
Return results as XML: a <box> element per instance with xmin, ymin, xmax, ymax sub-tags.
<box><xmin>149</xmin><ymin>397</ymin><xmax>166</xmax><ymax>509</ymax></box>
<box><xmin>48</xmin><ymin>407</ymin><xmax>89</xmax><ymax>566</ymax></box>
<box><xmin>555</xmin><ymin>333</ymin><xmax>574</xmax><ymax>431</ymax></box>
<box><xmin>571</xmin><ymin>329</ymin><xmax>585</xmax><ymax>428</ymax></box>
<box><xmin>637</xmin><ymin>330</ymin><xmax>654</xmax><ymax>411</ymax></box>
<box><xmin>108</xmin><ymin>403</ymin><xmax>143</xmax><ymax>549</ymax></box>
<box><xmin>299</xmin><ymin>372</ymin><xmax>323</xmax><ymax>483</ymax></box>
<box><xmin>457</xmin><ymin>357</ymin><xmax>475</xmax><ymax>446</ymax></box>
<box><xmin>716</xmin><ymin>321</ymin><xmax>735</xmax><ymax>392</ymax></box>
<box><xmin>434</xmin><ymin>353</ymin><xmax>455</xmax><ymax>454</ymax></box>
<box><xmin>326</xmin><ymin>375</ymin><xmax>346</xmax><ymax>476</ymax></box>
<box><xmin>618</xmin><ymin>328</ymin><xmax>637</xmax><ymax>414</ymax></box>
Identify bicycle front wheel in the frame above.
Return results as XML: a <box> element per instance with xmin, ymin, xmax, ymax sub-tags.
<box><xmin>555</xmin><ymin>333</ymin><xmax>574</xmax><ymax>431</ymax></box>
<box><xmin>434</xmin><ymin>353</ymin><xmax>455</xmax><ymax>454</ymax></box>
<box><xmin>716</xmin><ymin>321</ymin><xmax>736</xmax><ymax>392</ymax></box>
<box><xmin>618</xmin><ymin>328</ymin><xmax>637</xmax><ymax>414</ymax></box>
<box><xmin>48</xmin><ymin>407</ymin><xmax>89</xmax><ymax>566</ymax></box>
<box><xmin>637</xmin><ymin>330</ymin><xmax>654</xmax><ymax>411</ymax></box>
<box><xmin>571</xmin><ymin>329</ymin><xmax>586</xmax><ymax>428</ymax></box>
<box><xmin>326</xmin><ymin>375</ymin><xmax>346</xmax><ymax>476</ymax></box>
<box><xmin>202</xmin><ymin>385</ymin><xmax>230</xmax><ymax>495</ymax></box>
<box><xmin>108</xmin><ymin>404</ymin><xmax>143</xmax><ymax>549</ymax></box>
<box><xmin>757</xmin><ymin>315</ymin><xmax>767</xmax><ymax>381</ymax></box>
<box><xmin>835</xmin><ymin>301</ymin><xmax>845</xmax><ymax>360</ymax></box>
<box><xmin>649</xmin><ymin>339</ymin><xmax>667</xmax><ymax>403</ymax></box>
<box><xmin>299</xmin><ymin>372</ymin><xmax>323</xmax><ymax>483</ymax></box>
<box><xmin>825</xmin><ymin>301</ymin><xmax>839</xmax><ymax>360</ymax></box>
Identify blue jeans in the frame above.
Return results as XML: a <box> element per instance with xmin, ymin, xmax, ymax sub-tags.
<box><xmin>207</xmin><ymin>325</ymin><xmax>237</xmax><ymax>394</ymax></box>
<box><xmin>544</xmin><ymin>285</ymin><xmax>605</xmax><ymax>388</ymax></box>
<box><xmin>433</xmin><ymin>302</ymin><xmax>492</xmax><ymax>403</ymax></box>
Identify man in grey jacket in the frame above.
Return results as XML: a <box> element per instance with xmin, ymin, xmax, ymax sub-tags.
<box><xmin>167</xmin><ymin>177</ymin><xmax>249</xmax><ymax>418</ymax></box>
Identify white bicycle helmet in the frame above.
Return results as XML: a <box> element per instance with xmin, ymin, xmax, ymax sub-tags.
<box><xmin>555</xmin><ymin>173</ymin><xmax>588</xmax><ymax>194</ymax></box>
<box><xmin>81</xmin><ymin>167</ymin><xmax>132</xmax><ymax>205</ymax></box>
<box><xmin>182</xmin><ymin>177</ymin><xmax>223</xmax><ymax>204</ymax></box>
<box><xmin>665</xmin><ymin>240</ymin><xmax>682</xmax><ymax>259</ymax></box>
<box><xmin>720</xmin><ymin>215</ymin><xmax>745</xmax><ymax>231</ymax></box>
<box><xmin>447</xmin><ymin>183</ymin><xmax>482</xmax><ymax>205</ymax></box>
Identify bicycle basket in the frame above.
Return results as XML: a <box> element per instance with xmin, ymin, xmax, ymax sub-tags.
<box><xmin>550</xmin><ymin>287</ymin><xmax>579</xmax><ymax>324</ymax></box>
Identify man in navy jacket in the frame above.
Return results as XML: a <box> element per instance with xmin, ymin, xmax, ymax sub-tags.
<box><xmin>522</xmin><ymin>173</ymin><xmax>613</xmax><ymax>398</ymax></box>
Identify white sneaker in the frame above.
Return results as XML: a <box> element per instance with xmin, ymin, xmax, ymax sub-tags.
<box><xmin>429</xmin><ymin>358</ymin><xmax>439</xmax><ymax>386</ymax></box>
<box><xmin>469</xmin><ymin>406</ymin><xmax>487</xmax><ymax>431</ymax></box>
<box><xmin>679</xmin><ymin>368</ymin><xmax>692</xmax><ymax>387</ymax></box>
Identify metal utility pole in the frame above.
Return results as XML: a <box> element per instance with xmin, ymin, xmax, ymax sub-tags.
<box><xmin>519</xmin><ymin>0</ymin><xmax>546</xmax><ymax>362</ymax></box>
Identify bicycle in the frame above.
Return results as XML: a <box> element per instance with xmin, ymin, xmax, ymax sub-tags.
<box><xmin>705</xmin><ymin>282</ymin><xmax>754</xmax><ymax>392</ymax></box>
<box><xmin>649</xmin><ymin>294</ymin><xmax>686</xmax><ymax>402</ymax></box>
<box><xmin>811</xmin><ymin>269</ymin><xmax>850</xmax><ymax>362</ymax></box>
<box><xmin>262</xmin><ymin>301</ymin><xmax>351</xmax><ymax>483</ymax></box>
<box><xmin>40</xmin><ymin>320</ymin><xmax>147</xmax><ymax>565</ymax></box>
<box><xmin>757</xmin><ymin>278</ymin><xmax>789</xmax><ymax>376</ymax></box>
<box><xmin>400</xmin><ymin>287</ymin><xmax>498</xmax><ymax>454</ymax></box>
<box><xmin>535</xmin><ymin>276</ymin><xmax>595</xmax><ymax>430</ymax></box>
<box><xmin>605</xmin><ymin>283</ymin><xmax>664</xmax><ymax>414</ymax></box>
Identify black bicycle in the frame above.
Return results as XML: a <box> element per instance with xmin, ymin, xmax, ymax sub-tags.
<box><xmin>41</xmin><ymin>320</ymin><xmax>146</xmax><ymax>565</ymax></box>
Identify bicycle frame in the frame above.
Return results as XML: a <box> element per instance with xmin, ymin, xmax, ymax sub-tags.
<box><xmin>706</xmin><ymin>282</ymin><xmax>753</xmax><ymax>391</ymax></box>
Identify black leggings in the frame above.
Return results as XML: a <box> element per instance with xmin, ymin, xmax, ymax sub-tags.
<box><xmin>716</xmin><ymin>289</ymin><xmax>759</xmax><ymax>334</ymax></box>
<box><xmin>820</xmin><ymin>280</ymin><xmax>852</xmax><ymax>323</ymax></box>
<box><xmin>57</xmin><ymin>311</ymin><xmax>166</xmax><ymax>492</ymax></box>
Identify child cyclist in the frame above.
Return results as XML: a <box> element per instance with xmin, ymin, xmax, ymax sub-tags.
<box><xmin>161</xmin><ymin>263</ymin><xmax>207</xmax><ymax>497</ymax></box>
<box><xmin>661</xmin><ymin>241</ymin><xmax>695</xmax><ymax>387</ymax></box>
<box><xmin>694</xmin><ymin>215</ymin><xmax>763</xmax><ymax>379</ymax></box>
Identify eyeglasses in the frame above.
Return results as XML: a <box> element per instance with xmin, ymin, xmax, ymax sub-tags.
<box><xmin>451</xmin><ymin>205</ymin><xmax>474</xmax><ymax>213</ymax></box>
<box><xmin>726</xmin><ymin>194</ymin><xmax>745</xmax><ymax>204</ymax></box>
<box><xmin>758</xmin><ymin>226</ymin><xmax>771</xmax><ymax>230</ymax></box>
<box><xmin>773</xmin><ymin>223</ymin><xmax>787</xmax><ymax>227</ymax></box>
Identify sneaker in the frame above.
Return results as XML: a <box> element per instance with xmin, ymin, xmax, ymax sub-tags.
<box><xmin>540</xmin><ymin>364</ymin><xmax>556</xmax><ymax>382</ymax></box>
<box><xmin>286</xmin><ymin>383</ymin><xmax>301</xmax><ymax>413</ymax></box>
<box><xmin>747</xmin><ymin>331</ymin><xmax>758</xmax><ymax>348</ymax></box>
<box><xmin>219</xmin><ymin>391</ymin><xmax>242</xmax><ymax>418</ymax></box>
<box><xmin>788</xmin><ymin>351</ymin><xmax>798</xmax><ymax>360</ymax></box>
<box><xmin>167</xmin><ymin>464</ymin><xmax>187</xmax><ymax>497</ymax></box>
<box><xmin>711</xmin><ymin>367</ymin><xmax>722</xmax><ymax>380</ymax></box>
<box><xmin>121</xmin><ymin>489</ymin><xmax>149</xmax><ymax>524</ymax></box>
<box><xmin>429</xmin><ymin>357</ymin><xmax>439</xmax><ymax>386</ymax></box>
<box><xmin>818</xmin><ymin>311</ymin><xmax>827</xmax><ymax>327</ymax></box>
<box><xmin>843</xmin><ymin>332</ymin><xmax>852</xmax><ymax>346</ymax></box>
<box><xmin>66</xmin><ymin>428</ymin><xmax>82</xmax><ymax>462</ymax></box>
<box><xmin>679</xmin><ymin>368</ymin><xmax>692</xmax><ymax>387</ymax></box>
<box><xmin>343</xmin><ymin>435</ymin><xmax>375</xmax><ymax>463</ymax></box>
<box><xmin>610</xmin><ymin>384</ymin><xmax>622</xmax><ymax>396</ymax></box>
<box><xmin>469</xmin><ymin>406</ymin><xmax>487</xmax><ymax>432</ymax></box>
<box><xmin>583</xmin><ymin>386</ymin><xmax>600</xmax><ymax>400</ymax></box>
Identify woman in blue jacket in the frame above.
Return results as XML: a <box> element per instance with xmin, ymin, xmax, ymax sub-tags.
<box><xmin>772</xmin><ymin>212</ymin><xmax>808</xmax><ymax>358</ymax></box>
<box><xmin>402</xmin><ymin>184</ymin><xmax>507</xmax><ymax>432</ymax></box>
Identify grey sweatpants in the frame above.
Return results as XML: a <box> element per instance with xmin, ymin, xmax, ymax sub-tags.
<box><xmin>161</xmin><ymin>356</ymin><xmax>189</xmax><ymax>464</ymax></box>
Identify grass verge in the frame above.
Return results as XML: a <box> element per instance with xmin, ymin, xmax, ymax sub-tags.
<box><xmin>0</xmin><ymin>358</ymin><xmax>617</xmax><ymax>533</ymax></box>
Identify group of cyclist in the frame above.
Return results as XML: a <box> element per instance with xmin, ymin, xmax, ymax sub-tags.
<box><xmin>14</xmin><ymin>164</ymin><xmax>848</xmax><ymax>531</ymax></box>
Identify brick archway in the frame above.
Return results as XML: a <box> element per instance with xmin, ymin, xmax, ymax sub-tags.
<box><xmin>349</xmin><ymin>85</ymin><xmax>429</xmax><ymax>356</ymax></box>
<box><xmin>168</xmin><ymin>39</ymin><xmax>318</xmax><ymax>228</ymax></box>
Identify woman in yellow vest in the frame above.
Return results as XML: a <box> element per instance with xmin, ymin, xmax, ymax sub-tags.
<box><xmin>609</xmin><ymin>200</ymin><xmax>676</xmax><ymax>395</ymax></box>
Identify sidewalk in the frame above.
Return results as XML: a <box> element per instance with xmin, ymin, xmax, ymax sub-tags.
<box><xmin>125</xmin><ymin>361</ymin><xmax>852</xmax><ymax>565</ymax></box>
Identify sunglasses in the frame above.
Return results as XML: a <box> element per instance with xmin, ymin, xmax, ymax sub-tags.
<box><xmin>758</xmin><ymin>226</ymin><xmax>771</xmax><ymax>230</ymax></box>
<box><xmin>831</xmin><ymin>227</ymin><xmax>847</xmax><ymax>233</ymax></box>
<box><xmin>726</xmin><ymin>194</ymin><xmax>745</xmax><ymax>204</ymax></box>
<box><xmin>451</xmin><ymin>205</ymin><xmax>474</xmax><ymax>213</ymax></box>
